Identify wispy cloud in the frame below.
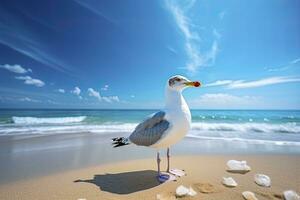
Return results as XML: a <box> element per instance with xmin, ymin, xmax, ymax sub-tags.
<box><xmin>228</xmin><ymin>77</ymin><xmax>300</xmax><ymax>89</ymax></box>
<box><xmin>15</xmin><ymin>76</ymin><xmax>45</xmax><ymax>87</ymax></box>
<box><xmin>165</xmin><ymin>0</ymin><xmax>219</xmax><ymax>74</ymax></box>
<box><xmin>205</xmin><ymin>76</ymin><xmax>300</xmax><ymax>89</ymax></box>
<box><xmin>190</xmin><ymin>93</ymin><xmax>260</xmax><ymax>109</ymax></box>
<box><xmin>19</xmin><ymin>97</ymin><xmax>40</xmax><ymax>103</ymax></box>
<box><xmin>0</xmin><ymin>7</ymin><xmax>72</xmax><ymax>74</ymax></box>
<box><xmin>204</xmin><ymin>80</ymin><xmax>233</xmax><ymax>87</ymax></box>
<box><xmin>101</xmin><ymin>85</ymin><xmax>109</xmax><ymax>91</ymax></box>
<box><xmin>266</xmin><ymin>57</ymin><xmax>300</xmax><ymax>72</ymax></box>
<box><xmin>0</xmin><ymin>64</ymin><xmax>32</xmax><ymax>74</ymax></box>
<box><xmin>56</xmin><ymin>89</ymin><xmax>65</xmax><ymax>93</ymax></box>
<box><xmin>87</xmin><ymin>87</ymin><xmax>119</xmax><ymax>103</ymax></box>
<box><xmin>291</xmin><ymin>58</ymin><xmax>300</xmax><ymax>65</ymax></box>
<box><xmin>166</xmin><ymin>46</ymin><xmax>178</xmax><ymax>55</ymax></box>
<box><xmin>73</xmin><ymin>0</ymin><xmax>116</xmax><ymax>23</ymax></box>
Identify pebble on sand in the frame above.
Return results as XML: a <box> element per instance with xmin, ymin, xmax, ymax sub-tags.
<box><xmin>283</xmin><ymin>190</ymin><xmax>300</xmax><ymax>200</ymax></box>
<box><xmin>227</xmin><ymin>160</ymin><xmax>251</xmax><ymax>173</ymax></box>
<box><xmin>254</xmin><ymin>174</ymin><xmax>271</xmax><ymax>187</ymax></box>
<box><xmin>242</xmin><ymin>191</ymin><xmax>258</xmax><ymax>200</ymax></box>
<box><xmin>222</xmin><ymin>177</ymin><xmax>238</xmax><ymax>187</ymax></box>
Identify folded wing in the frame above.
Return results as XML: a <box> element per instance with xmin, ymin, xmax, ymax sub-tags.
<box><xmin>129</xmin><ymin>111</ymin><xmax>170</xmax><ymax>146</ymax></box>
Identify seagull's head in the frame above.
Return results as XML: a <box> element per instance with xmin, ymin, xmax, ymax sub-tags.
<box><xmin>167</xmin><ymin>75</ymin><xmax>201</xmax><ymax>91</ymax></box>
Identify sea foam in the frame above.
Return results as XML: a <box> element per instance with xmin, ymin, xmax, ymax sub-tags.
<box><xmin>12</xmin><ymin>116</ymin><xmax>87</xmax><ymax>124</ymax></box>
<box><xmin>191</xmin><ymin>122</ymin><xmax>300</xmax><ymax>134</ymax></box>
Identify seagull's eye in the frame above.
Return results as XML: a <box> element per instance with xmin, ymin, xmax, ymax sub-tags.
<box><xmin>175</xmin><ymin>78</ymin><xmax>181</xmax><ymax>82</ymax></box>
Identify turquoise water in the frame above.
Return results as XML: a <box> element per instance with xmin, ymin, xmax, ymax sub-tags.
<box><xmin>0</xmin><ymin>109</ymin><xmax>299</xmax><ymax>145</ymax></box>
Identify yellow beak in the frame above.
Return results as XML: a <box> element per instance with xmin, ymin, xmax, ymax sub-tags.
<box><xmin>184</xmin><ymin>81</ymin><xmax>201</xmax><ymax>87</ymax></box>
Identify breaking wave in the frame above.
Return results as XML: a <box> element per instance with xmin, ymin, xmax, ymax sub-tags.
<box><xmin>12</xmin><ymin>116</ymin><xmax>87</xmax><ymax>125</ymax></box>
<box><xmin>191</xmin><ymin>122</ymin><xmax>300</xmax><ymax>134</ymax></box>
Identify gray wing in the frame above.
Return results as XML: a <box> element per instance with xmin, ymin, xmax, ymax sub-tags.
<box><xmin>129</xmin><ymin>111</ymin><xmax>170</xmax><ymax>146</ymax></box>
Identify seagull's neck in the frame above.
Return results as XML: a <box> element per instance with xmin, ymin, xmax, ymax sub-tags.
<box><xmin>165</xmin><ymin>87</ymin><xmax>187</xmax><ymax>111</ymax></box>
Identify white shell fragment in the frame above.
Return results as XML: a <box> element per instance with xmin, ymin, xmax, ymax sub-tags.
<box><xmin>222</xmin><ymin>177</ymin><xmax>238</xmax><ymax>187</ymax></box>
<box><xmin>175</xmin><ymin>185</ymin><xmax>197</xmax><ymax>197</ymax></box>
<box><xmin>283</xmin><ymin>190</ymin><xmax>300</xmax><ymax>200</ymax></box>
<box><xmin>170</xmin><ymin>169</ymin><xmax>186</xmax><ymax>177</ymax></box>
<box><xmin>242</xmin><ymin>191</ymin><xmax>258</xmax><ymax>200</ymax></box>
<box><xmin>254</xmin><ymin>174</ymin><xmax>271</xmax><ymax>187</ymax></box>
<box><xmin>176</xmin><ymin>185</ymin><xmax>189</xmax><ymax>197</ymax></box>
<box><xmin>227</xmin><ymin>160</ymin><xmax>251</xmax><ymax>172</ymax></box>
<box><xmin>188</xmin><ymin>187</ymin><xmax>197</xmax><ymax>196</ymax></box>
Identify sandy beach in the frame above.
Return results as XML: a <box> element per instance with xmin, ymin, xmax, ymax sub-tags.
<box><xmin>0</xmin><ymin>155</ymin><xmax>299</xmax><ymax>200</ymax></box>
<box><xmin>0</xmin><ymin>132</ymin><xmax>299</xmax><ymax>200</ymax></box>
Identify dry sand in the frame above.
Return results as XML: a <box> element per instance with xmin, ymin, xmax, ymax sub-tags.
<box><xmin>0</xmin><ymin>155</ymin><xmax>299</xmax><ymax>200</ymax></box>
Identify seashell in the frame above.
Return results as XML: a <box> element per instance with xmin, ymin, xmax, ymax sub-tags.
<box><xmin>175</xmin><ymin>185</ymin><xmax>197</xmax><ymax>197</ymax></box>
<box><xmin>169</xmin><ymin>169</ymin><xmax>186</xmax><ymax>177</ymax></box>
<box><xmin>188</xmin><ymin>187</ymin><xmax>197</xmax><ymax>196</ymax></box>
<box><xmin>283</xmin><ymin>190</ymin><xmax>300</xmax><ymax>200</ymax></box>
<box><xmin>175</xmin><ymin>185</ymin><xmax>189</xmax><ymax>197</ymax></box>
<box><xmin>222</xmin><ymin>177</ymin><xmax>238</xmax><ymax>187</ymax></box>
<box><xmin>242</xmin><ymin>191</ymin><xmax>258</xmax><ymax>200</ymax></box>
<box><xmin>254</xmin><ymin>174</ymin><xmax>271</xmax><ymax>187</ymax></box>
<box><xmin>227</xmin><ymin>160</ymin><xmax>251</xmax><ymax>173</ymax></box>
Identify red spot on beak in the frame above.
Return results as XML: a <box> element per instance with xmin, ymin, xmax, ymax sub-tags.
<box><xmin>193</xmin><ymin>81</ymin><xmax>201</xmax><ymax>87</ymax></box>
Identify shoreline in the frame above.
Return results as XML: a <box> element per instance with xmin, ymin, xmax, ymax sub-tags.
<box><xmin>1</xmin><ymin>132</ymin><xmax>300</xmax><ymax>185</ymax></box>
<box><xmin>0</xmin><ymin>155</ymin><xmax>299</xmax><ymax>200</ymax></box>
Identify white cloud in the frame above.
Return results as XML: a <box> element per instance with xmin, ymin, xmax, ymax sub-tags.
<box><xmin>165</xmin><ymin>0</ymin><xmax>219</xmax><ymax>74</ymax></box>
<box><xmin>267</xmin><ymin>57</ymin><xmax>300</xmax><ymax>72</ymax></box>
<box><xmin>101</xmin><ymin>85</ymin><xmax>109</xmax><ymax>91</ymax></box>
<box><xmin>227</xmin><ymin>76</ymin><xmax>300</xmax><ymax>89</ymax></box>
<box><xmin>205</xmin><ymin>76</ymin><xmax>300</xmax><ymax>89</ymax></box>
<box><xmin>87</xmin><ymin>87</ymin><xmax>119</xmax><ymax>103</ymax></box>
<box><xmin>57</xmin><ymin>89</ymin><xmax>65</xmax><ymax>93</ymax></box>
<box><xmin>74</xmin><ymin>0</ymin><xmax>116</xmax><ymax>23</ymax></box>
<box><xmin>190</xmin><ymin>93</ymin><xmax>260</xmax><ymax>109</ymax></box>
<box><xmin>15</xmin><ymin>76</ymin><xmax>45</xmax><ymax>87</ymax></box>
<box><xmin>87</xmin><ymin>88</ymin><xmax>101</xmax><ymax>100</ymax></box>
<box><xmin>19</xmin><ymin>97</ymin><xmax>40</xmax><ymax>103</ymax></box>
<box><xmin>71</xmin><ymin>87</ymin><xmax>81</xmax><ymax>96</ymax></box>
<box><xmin>290</xmin><ymin>58</ymin><xmax>300</xmax><ymax>64</ymax></box>
<box><xmin>204</xmin><ymin>80</ymin><xmax>233</xmax><ymax>87</ymax></box>
<box><xmin>167</xmin><ymin>46</ymin><xmax>177</xmax><ymax>54</ymax></box>
<box><xmin>0</xmin><ymin>64</ymin><xmax>32</xmax><ymax>74</ymax></box>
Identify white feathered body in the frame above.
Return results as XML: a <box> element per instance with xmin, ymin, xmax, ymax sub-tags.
<box><xmin>150</xmin><ymin>87</ymin><xmax>191</xmax><ymax>149</ymax></box>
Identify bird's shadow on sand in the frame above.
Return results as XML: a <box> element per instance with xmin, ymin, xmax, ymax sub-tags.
<box><xmin>74</xmin><ymin>170</ymin><xmax>160</xmax><ymax>194</ymax></box>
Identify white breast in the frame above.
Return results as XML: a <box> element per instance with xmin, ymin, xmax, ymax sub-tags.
<box><xmin>151</xmin><ymin>101</ymin><xmax>191</xmax><ymax>149</ymax></box>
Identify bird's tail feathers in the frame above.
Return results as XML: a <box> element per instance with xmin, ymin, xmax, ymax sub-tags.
<box><xmin>112</xmin><ymin>137</ymin><xmax>130</xmax><ymax>148</ymax></box>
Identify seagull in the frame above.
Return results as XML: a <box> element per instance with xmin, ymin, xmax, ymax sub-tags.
<box><xmin>112</xmin><ymin>75</ymin><xmax>201</xmax><ymax>182</ymax></box>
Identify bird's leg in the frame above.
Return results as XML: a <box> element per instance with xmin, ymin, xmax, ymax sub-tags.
<box><xmin>157</xmin><ymin>151</ymin><xmax>161</xmax><ymax>176</ymax></box>
<box><xmin>156</xmin><ymin>151</ymin><xmax>176</xmax><ymax>183</ymax></box>
<box><xmin>166</xmin><ymin>147</ymin><xmax>170</xmax><ymax>173</ymax></box>
<box><xmin>166</xmin><ymin>148</ymin><xmax>186</xmax><ymax>177</ymax></box>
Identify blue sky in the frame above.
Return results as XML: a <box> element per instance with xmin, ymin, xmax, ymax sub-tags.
<box><xmin>0</xmin><ymin>0</ymin><xmax>299</xmax><ymax>109</ymax></box>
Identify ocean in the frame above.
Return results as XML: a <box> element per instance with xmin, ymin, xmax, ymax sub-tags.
<box><xmin>0</xmin><ymin>109</ymin><xmax>299</xmax><ymax>146</ymax></box>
